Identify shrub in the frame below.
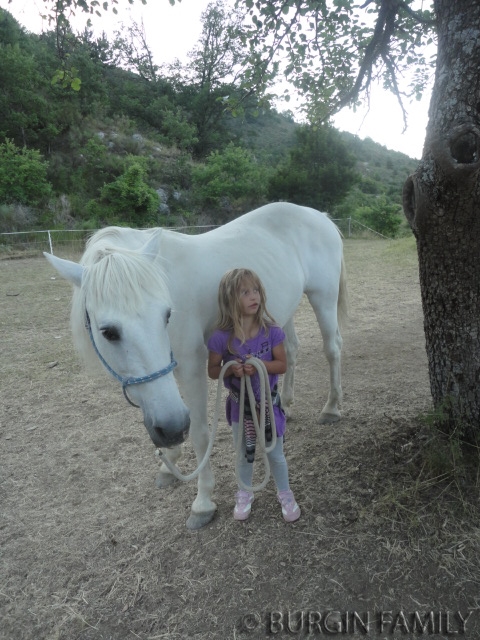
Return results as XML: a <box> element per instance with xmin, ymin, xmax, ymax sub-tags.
<box><xmin>0</xmin><ymin>203</ymin><xmax>37</xmax><ymax>232</ymax></box>
<box><xmin>192</xmin><ymin>143</ymin><xmax>268</xmax><ymax>212</ymax></box>
<box><xmin>86</xmin><ymin>158</ymin><xmax>160</xmax><ymax>226</ymax></box>
<box><xmin>356</xmin><ymin>199</ymin><xmax>403</xmax><ymax>237</ymax></box>
<box><xmin>160</xmin><ymin>107</ymin><xmax>198</xmax><ymax>151</ymax></box>
<box><xmin>0</xmin><ymin>139</ymin><xmax>52</xmax><ymax>206</ymax></box>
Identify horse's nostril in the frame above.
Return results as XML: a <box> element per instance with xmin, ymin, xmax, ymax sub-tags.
<box><xmin>153</xmin><ymin>426</ymin><xmax>187</xmax><ymax>447</ymax></box>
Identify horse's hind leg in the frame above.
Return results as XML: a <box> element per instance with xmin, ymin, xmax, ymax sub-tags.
<box><xmin>307</xmin><ymin>291</ymin><xmax>343</xmax><ymax>424</ymax></box>
<box><xmin>282</xmin><ymin>317</ymin><xmax>299</xmax><ymax>417</ymax></box>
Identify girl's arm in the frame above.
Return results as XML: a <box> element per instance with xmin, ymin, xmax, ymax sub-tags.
<box><xmin>208</xmin><ymin>351</ymin><xmax>244</xmax><ymax>379</ymax></box>
<box><xmin>244</xmin><ymin>342</ymin><xmax>287</xmax><ymax>376</ymax></box>
<box><xmin>207</xmin><ymin>351</ymin><xmax>223</xmax><ymax>380</ymax></box>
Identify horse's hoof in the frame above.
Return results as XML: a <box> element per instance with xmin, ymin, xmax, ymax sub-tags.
<box><xmin>186</xmin><ymin>508</ymin><xmax>216</xmax><ymax>530</ymax></box>
<box><xmin>319</xmin><ymin>412</ymin><xmax>341</xmax><ymax>425</ymax></box>
<box><xmin>155</xmin><ymin>471</ymin><xmax>179</xmax><ymax>488</ymax></box>
<box><xmin>283</xmin><ymin>406</ymin><xmax>293</xmax><ymax>419</ymax></box>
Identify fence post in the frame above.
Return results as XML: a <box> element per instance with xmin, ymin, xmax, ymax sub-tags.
<box><xmin>47</xmin><ymin>230</ymin><xmax>54</xmax><ymax>254</ymax></box>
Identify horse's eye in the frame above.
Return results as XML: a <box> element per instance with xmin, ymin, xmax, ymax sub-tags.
<box><xmin>101</xmin><ymin>326</ymin><xmax>120</xmax><ymax>342</ymax></box>
<box><xmin>166</xmin><ymin>309</ymin><xmax>172</xmax><ymax>324</ymax></box>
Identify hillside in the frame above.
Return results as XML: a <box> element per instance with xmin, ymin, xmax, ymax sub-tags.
<box><xmin>341</xmin><ymin>131</ymin><xmax>418</xmax><ymax>190</ymax></box>
<box><xmin>0</xmin><ymin>6</ymin><xmax>419</xmax><ymax>236</ymax></box>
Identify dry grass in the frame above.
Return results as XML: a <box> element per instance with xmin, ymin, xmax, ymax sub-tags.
<box><xmin>1</xmin><ymin>239</ymin><xmax>480</xmax><ymax>640</ymax></box>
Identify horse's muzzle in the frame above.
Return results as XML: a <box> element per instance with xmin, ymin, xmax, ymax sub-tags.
<box><xmin>144</xmin><ymin>418</ymin><xmax>190</xmax><ymax>448</ymax></box>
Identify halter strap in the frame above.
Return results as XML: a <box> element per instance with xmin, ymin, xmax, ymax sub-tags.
<box><xmin>85</xmin><ymin>310</ymin><xmax>177</xmax><ymax>408</ymax></box>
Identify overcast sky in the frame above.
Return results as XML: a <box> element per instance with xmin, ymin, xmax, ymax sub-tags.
<box><xmin>1</xmin><ymin>0</ymin><xmax>432</xmax><ymax>159</ymax></box>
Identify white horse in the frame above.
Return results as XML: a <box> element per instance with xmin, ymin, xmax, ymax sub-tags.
<box><xmin>45</xmin><ymin>202</ymin><xmax>347</xmax><ymax>529</ymax></box>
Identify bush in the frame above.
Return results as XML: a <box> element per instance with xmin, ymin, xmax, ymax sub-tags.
<box><xmin>70</xmin><ymin>136</ymin><xmax>125</xmax><ymax>199</ymax></box>
<box><xmin>0</xmin><ymin>139</ymin><xmax>52</xmax><ymax>206</ymax></box>
<box><xmin>160</xmin><ymin>107</ymin><xmax>198</xmax><ymax>151</ymax></box>
<box><xmin>86</xmin><ymin>158</ymin><xmax>160</xmax><ymax>226</ymax></box>
<box><xmin>0</xmin><ymin>203</ymin><xmax>37</xmax><ymax>232</ymax></box>
<box><xmin>356</xmin><ymin>199</ymin><xmax>403</xmax><ymax>237</ymax></box>
<box><xmin>192</xmin><ymin>143</ymin><xmax>268</xmax><ymax>213</ymax></box>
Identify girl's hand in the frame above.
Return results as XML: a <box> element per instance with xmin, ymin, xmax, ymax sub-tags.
<box><xmin>243</xmin><ymin>356</ymin><xmax>255</xmax><ymax>377</ymax></box>
<box><xmin>231</xmin><ymin>359</ymin><xmax>245</xmax><ymax>377</ymax></box>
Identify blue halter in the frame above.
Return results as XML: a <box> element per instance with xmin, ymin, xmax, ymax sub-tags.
<box><xmin>85</xmin><ymin>310</ymin><xmax>177</xmax><ymax>408</ymax></box>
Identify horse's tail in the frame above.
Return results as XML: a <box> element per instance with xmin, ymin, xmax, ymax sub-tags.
<box><xmin>337</xmin><ymin>252</ymin><xmax>348</xmax><ymax>331</ymax></box>
<box><xmin>330</xmin><ymin>216</ymin><xmax>348</xmax><ymax>330</ymax></box>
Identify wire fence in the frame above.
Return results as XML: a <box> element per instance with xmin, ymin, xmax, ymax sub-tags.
<box><xmin>0</xmin><ymin>217</ymin><xmax>385</xmax><ymax>258</ymax></box>
<box><xmin>0</xmin><ymin>225</ymin><xmax>220</xmax><ymax>258</ymax></box>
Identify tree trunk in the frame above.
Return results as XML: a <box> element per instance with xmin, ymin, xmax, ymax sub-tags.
<box><xmin>403</xmin><ymin>0</ymin><xmax>480</xmax><ymax>440</ymax></box>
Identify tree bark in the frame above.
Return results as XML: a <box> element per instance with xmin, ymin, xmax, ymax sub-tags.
<box><xmin>403</xmin><ymin>0</ymin><xmax>480</xmax><ymax>439</ymax></box>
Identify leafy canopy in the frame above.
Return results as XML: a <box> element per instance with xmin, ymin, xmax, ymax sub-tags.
<box><xmin>22</xmin><ymin>1</ymin><xmax>436</xmax><ymax>124</ymax></box>
<box><xmin>235</xmin><ymin>0</ymin><xmax>436</xmax><ymax>124</ymax></box>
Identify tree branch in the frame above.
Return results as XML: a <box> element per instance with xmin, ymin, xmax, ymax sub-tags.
<box><xmin>330</xmin><ymin>0</ymin><xmax>434</xmax><ymax>121</ymax></box>
<box><xmin>398</xmin><ymin>0</ymin><xmax>437</xmax><ymax>27</ymax></box>
<box><xmin>332</xmin><ymin>0</ymin><xmax>395</xmax><ymax>113</ymax></box>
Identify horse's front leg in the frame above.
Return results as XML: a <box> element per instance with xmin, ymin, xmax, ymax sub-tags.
<box><xmin>155</xmin><ymin>445</ymin><xmax>183</xmax><ymax>488</ymax></box>
<box><xmin>180</xmin><ymin>361</ymin><xmax>217</xmax><ymax>530</ymax></box>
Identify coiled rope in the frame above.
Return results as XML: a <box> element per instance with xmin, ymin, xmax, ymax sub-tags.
<box><xmin>155</xmin><ymin>357</ymin><xmax>277</xmax><ymax>493</ymax></box>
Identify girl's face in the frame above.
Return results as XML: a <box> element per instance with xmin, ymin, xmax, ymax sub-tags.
<box><xmin>238</xmin><ymin>279</ymin><xmax>261</xmax><ymax>318</ymax></box>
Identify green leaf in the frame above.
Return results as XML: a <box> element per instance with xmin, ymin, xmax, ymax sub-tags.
<box><xmin>51</xmin><ymin>69</ymin><xmax>65</xmax><ymax>86</ymax></box>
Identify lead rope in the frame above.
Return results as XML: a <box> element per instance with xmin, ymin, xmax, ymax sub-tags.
<box><xmin>155</xmin><ymin>357</ymin><xmax>277</xmax><ymax>493</ymax></box>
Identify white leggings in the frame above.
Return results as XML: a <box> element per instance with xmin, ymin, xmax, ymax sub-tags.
<box><xmin>231</xmin><ymin>422</ymin><xmax>290</xmax><ymax>493</ymax></box>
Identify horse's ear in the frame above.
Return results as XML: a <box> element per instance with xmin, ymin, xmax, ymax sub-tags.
<box><xmin>141</xmin><ymin>231</ymin><xmax>161</xmax><ymax>261</ymax></box>
<box><xmin>43</xmin><ymin>252</ymin><xmax>84</xmax><ymax>288</ymax></box>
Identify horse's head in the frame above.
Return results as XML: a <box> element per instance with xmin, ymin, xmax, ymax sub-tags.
<box><xmin>44</xmin><ymin>235</ymin><xmax>190</xmax><ymax>448</ymax></box>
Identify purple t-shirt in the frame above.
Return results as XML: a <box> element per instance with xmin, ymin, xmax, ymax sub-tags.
<box><xmin>207</xmin><ymin>324</ymin><xmax>287</xmax><ymax>436</ymax></box>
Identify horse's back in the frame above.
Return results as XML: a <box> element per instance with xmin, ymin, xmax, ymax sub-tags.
<box><xmin>194</xmin><ymin>203</ymin><xmax>343</xmax><ymax>272</ymax></box>
<box><xmin>170</xmin><ymin>203</ymin><xmax>344</xmax><ymax>331</ymax></box>
<box><xmin>222</xmin><ymin>202</ymin><xmax>343</xmax><ymax>280</ymax></box>
<box><xmin>212</xmin><ymin>202</ymin><xmax>339</xmax><ymax>244</ymax></box>
<box><xmin>81</xmin><ymin>203</ymin><xmax>344</xmax><ymax>328</ymax></box>
<box><xmin>83</xmin><ymin>203</ymin><xmax>340</xmax><ymax>260</ymax></box>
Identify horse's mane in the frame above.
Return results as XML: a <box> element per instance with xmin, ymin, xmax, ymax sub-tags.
<box><xmin>70</xmin><ymin>229</ymin><xmax>170</xmax><ymax>372</ymax></box>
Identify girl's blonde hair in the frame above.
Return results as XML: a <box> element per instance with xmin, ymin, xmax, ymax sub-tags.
<box><xmin>216</xmin><ymin>268</ymin><xmax>277</xmax><ymax>348</ymax></box>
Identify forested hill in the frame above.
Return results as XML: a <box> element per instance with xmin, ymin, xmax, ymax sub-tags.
<box><xmin>0</xmin><ymin>6</ymin><xmax>418</xmax><ymax>237</ymax></box>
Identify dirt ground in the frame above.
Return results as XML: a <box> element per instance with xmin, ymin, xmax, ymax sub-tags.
<box><xmin>1</xmin><ymin>238</ymin><xmax>479</xmax><ymax>640</ymax></box>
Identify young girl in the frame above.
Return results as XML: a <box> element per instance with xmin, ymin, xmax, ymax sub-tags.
<box><xmin>207</xmin><ymin>268</ymin><xmax>300</xmax><ymax>523</ymax></box>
